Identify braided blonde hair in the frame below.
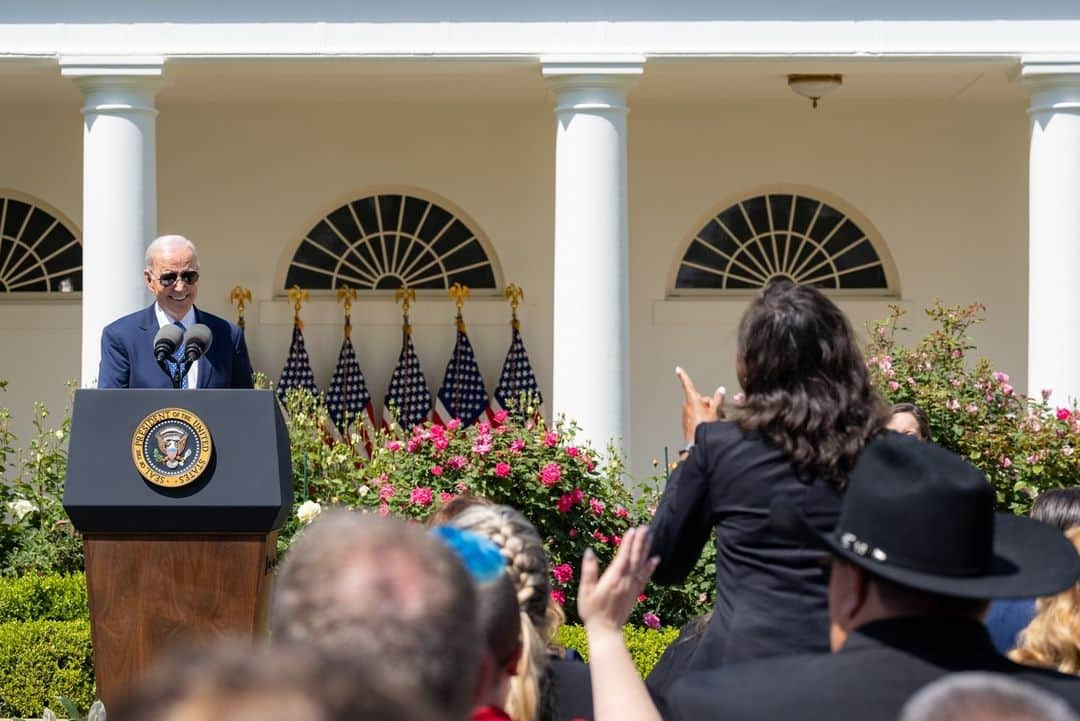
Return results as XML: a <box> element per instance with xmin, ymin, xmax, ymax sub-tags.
<box><xmin>451</xmin><ymin>505</ymin><xmax>553</xmax><ymax>721</ymax></box>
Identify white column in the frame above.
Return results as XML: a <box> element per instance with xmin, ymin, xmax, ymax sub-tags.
<box><xmin>1021</xmin><ymin>57</ymin><xmax>1080</xmax><ymax>404</ymax></box>
<box><xmin>542</xmin><ymin>57</ymin><xmax>643</xmax><ymax>458</ymax></box>
<box><xmin>61</xmin><ymin>57</ymin><xmax>163</xmax><ymax>386</ymax></box>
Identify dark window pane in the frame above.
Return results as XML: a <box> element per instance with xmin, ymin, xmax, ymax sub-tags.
<box><xmin>449</xmin><ymin>265</ymin><xmax>496</xmax><ymax>289</ymax></box>
<box><xmin>736</xmin><ymin>241</ymin><xmax>771</xmax><ymax>277</ymax></box>
<box><xmin>286</xmin><ymin>266</ymin><xmax>332</xmax><ymax>290</ymax></box>
<box><xmin>52</xmin><ymin>269</ymin><xmax>81</xmax><ymax>292</ymax></box>
<box><xmin>348</xmin><ymin>245</ymin><xmax>381</xmax><ymax>277</ymax></box>
<box><xmin>683</xmin><ymin>239</ymin><xmax>729</xmax><ymax>275</ymax></box>
<box><xmin>432</xmin><ymin>220</ymin><xmax>472</xmax><ymax>258</ymax></box>
<box><xmin>716</xmin><ymin>204</ymin><xmax>751</xmax><ymax>240</ymax></box>
<box><xmin>38</xmin><ymin>224</ymin><xmax>76</xmax><ymax>260</ymax></box>
<box><xmin>398</xmin><ymin>237</ymin><xmax>429</xmax><ymax>275</ymax></box>
<box><xmin>412</xmin><ymin>274</ymin><xmax>445</xmax><ymax>290</ymax></box>
<box><xmin>3</xmin><ymin>200</ymin><xmax>30</xmax><ymax>238</ymax></box>
<box><xmin>741</xmin><ymin>196</ymin><xmax>769</xmax><ymax>237</ymax></box>
<box><xmin>7</xmin><ymin>248</ymin><xmax>43</xmax><ymax>283</ymax></box>
<box><xmin>351</xmin><ymin>197</ymin><xmax>380</xmax><ymax>235</ymax></box>
<box><xmin>11</xmin><ymin>278</ymin><xmax>47</xmax><ymax>292</ymax></box>
<box><xmin>839</xmin><ymin>265</ymin><xmax>887</xmax><ymax>288</ymax></box>
<box><xmin>697</xmin><ymin>219</ymin><xmax>739</xmax><ymax>257</ymax></box>
<box><xmin>378</xmin><ymin>195</ymin><xmax>403</xmax><ymax>233</ymax></box>
<box><xmin>375</xmin><ymin>274</ymin><xmax>406</xmax><ymax>290</ymax></box>
<box><xmin>402</xmin><ymin>248</ymin><xmax>439</xmax><ymax>284</ymax></box>
<box><xmin>792</xmin><ymin>196</ymin><xmax>821</xmax><ymax>237</ymax></box>
<box><xmin>790</xmin><ymin>238</ymin><xmax>821</xmax><ymax>274</ymax></box>
<box><xmin>327</xmin><ymin>205</ymin><xmax>360</xmax><ymax>246</ymax></box>
<box><xmin>419</xmin><ymin>204</ymin><xmax>453</xmax><ymax>240</ymax></box>
<box><xmin>44</xmin><ymin>244</ymin><xmax>81</xmax><ymax>275</ymax></box>
<box><xmin>0</xmin><ymin>238</ymin><xmax>14</xmax><ymax>273</ymax></box>
<box><xmin>833</xmin><ymin>239</ymin><xmax>879</xmax><ymax>271</ymax></box>
<box><xmin>676</xmin><ymin>265</ymin><xmax>717</xmax><ymax>289</ymax></box>
<box><xmin>823</xmin><ymin>219</ymin><xmax>866</xmax><ymax>257</ymax></box>
<box><xmin>796</xmin><ymin>249</ymin><xmax>830</xmax><ymax>281</ymax></box>
<box><xmin>21</xmin><ymin>207</ymin><xmax>55</xmax><ymax>248</ymax></box>
<box><xmin>292</xmin><ymin>237</ymin><xmax>334</xmax><ymax>269</ymax></box>
<box><xmin>769</xmin><ymin>195</ymin><xmax>794</xmax><ymax>232</ymax></box>
<box><xmin>446</xmin><ymin>238</ymin><xmax>485</xmax><ymax>267</ymax></box>
<box><xmin>808</xmin><ymin>276</ymin><xmax>838</xmax><ymax>290</ymax></box>
<box><xmin>807</xmin><ymin>204</ymin><xmax>844</xmax><ymax>243</ymax></box>
<box><xmin>307</xmin><ymin>220</ymin><xmax>348</xmax><ymax>259</ymax></box>
<box><xmin>725</xmin><ymin>275</ymin><xmax>756</xmax><ymax>289</ymax></box>
<box><xmin>401</xmin><ymin>196</ymin><xmax>428</xmax><ymax>237</ymax></box>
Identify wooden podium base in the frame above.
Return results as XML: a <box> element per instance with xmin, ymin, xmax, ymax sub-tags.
<box><xmin>83</xmin><ymin>532</ymin><xmax>277</xmax><ymax>709</ymax></box>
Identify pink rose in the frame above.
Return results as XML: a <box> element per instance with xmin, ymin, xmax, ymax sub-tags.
<box><xmin>509</xmin><ymin>438</ymin><xmax>526</xmax><ymax>453</ymax></box>
<box><xmin>643</xmin><ymin>612</ymin><xmax>661</xmax><ymax>630</ymax></box>
<box><xmin>406</xmin><ymin>438</ymin><xmax>422</xmax><ymax>453</ymax></box>
<box><xmin>440</xmin><ymin>492</ymin><xmax>456</xmax><ymax>504</ymax></box>
<box><xmin>378</xmin><ymin>502</ymin><xmax>391</xmax><ymax>517</ymax></box>
<box><xmin>566</xmin><ymin>446</ymin><xmax>580</xmax><ymax>458</ymax></box>
<box><xmin>637</xmin><ymin>594</ymin><xmax>648</xmax><ymax>602</ymax></box>
<box><xmin>592</xmin><ymin>530</ymin><xmax>609</xmax><ymax>544</ymax></box>
<box><xmin>993</xmin><ymin>371</ymin><xmax>1010</xmax><ymax>384</ymax></box>
<box><xmin>888</xmin><ymin>381</ymin><xmax>900</xmax><ymax>391</ymax></box>
<box><xmin>543</xmin><ymin>431</ymin><xmax>559</xmax><ymax>447</ymax></box>
<box><xmin>999</xmin><ymin>455</ymin><xmax>1013</xmax><ymax>468</ymax></box>
<box><xmin>430</xmin><ymin>465</ymin><xmax>444</xmax><ymax>477</ymax></box>
<box><xmin>472</xmin><ymin>436</ymin><xmax>493</xmax><ymax>454</ymax></box>
<box><xmin>569</xmin><ymin>528</ymin><xmax>579</xmax><ymax>538</ymax></box>
<box><xmin>447</xmin><ymin>455</ymin><xmax>468</xmax><ymax>470</ymax></box>
<box><xmin>492</xmin><ymin>410</ymin><xmax>509</xmax><ymax>424</ymax></box>
<box><xmin>589</xmin><ymin>497</ymin><xmax>605</xmax><ymax>516</ymax></box>
<box><xmin>1002</xmin><ymin>384</ymin><xmax>1014</xmax><ymax>396</ymax></box>
<box><xmin>586</xmin><ymin>460</ymin><xmax>597</xmax><ymax>472</ymax></box>
<box><xmin>379</xmin><ymin>485</ymin><xmax>395</xmax><ymax>501</ymax></box>
<box><xmin>539</xmin><ymin>463</ymin><xmax>562</xmax><ymax>487</ymax></box>
<box><xmin>410</xmin><ymin>487</ymin><xmax>434</xmax><ymax>506</ymax></box>
<box><xmin>907</xmin><ymin>376</ymin><xmax>916</xmax><ymax>386</ymax></box>
<box><xmin>556</xmin><ymin>493</ymin><xmax>575</xmax><ymax>514</ymax></box>
<box><xmin>476</xmin><ymin>422</ymin><xmax>492</xmax><ymax>435</ymax></box>
<box><xmin>615</xmin><ymin>506</ymin><xmax>629</xmax><ymax>519</ymax></box>
<box><xmin>551</xmin><ymin>563</ymin><xmax>574</xmax><ymax>585</ymax></box>
<box><xmin>447</xmin><ymin>418</ymin><xmax>462</xmax><ymax>431</ymax></box>
<box><xmin>551</xmin><ymin>590</ymin><xmax>566</xmax><ymax>606</ymax></box>
<box><xmin>966</xmin><ymin>404</ymin><xmax>979</xmax><ymax>415</ymax></box>
<box><xmin>386</xmin><ymin>441</ymin><xmax>403</xmax><ymax>452</ymax></box>
<box><xmin>611</xmin><ymin>534</ymin><xmax>622</xmax><ymax>546</ymax></box>
<box><xmin>1058</xmin><ymin>408</ymin><xmax>1072</xmax><ymax>421</ymax></box>
<box><xmin>494</xmin><ymin>462</ymin><xmax>512</xmax><ymax>478</ymax></box>
<box><xmin>432</xmin><ymin>435</ymin><xmax>449</xmax><ymax>451</ymax></box>
<box><xmin>571</xmin><ymin>488</ymin><xmax>585</xmax><ymax>504</ymax></box>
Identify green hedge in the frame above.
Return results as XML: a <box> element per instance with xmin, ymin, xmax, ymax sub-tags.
<box><xmin>557</xmin><ymin>624</ymin><xmax>680</xmax><ymax>677</ymax></box>
<box><xmin>0</xmin><ymin>573</ymin><xmax>88</xmax><ymax>622</ymax></box>
<box><xmin>0</xmin><ymin>620</ymin><xmax>95</xmax><ymax>717</ymax></box>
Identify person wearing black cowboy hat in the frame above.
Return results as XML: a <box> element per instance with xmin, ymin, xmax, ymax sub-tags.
<box><xmin>661</xmin><ymin>432</ymin><xmax>1080</xmax><ymax>721</ymax></box>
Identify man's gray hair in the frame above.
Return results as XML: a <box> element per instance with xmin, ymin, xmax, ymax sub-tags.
<box><xmin>145</xmin><ymin>235</ymin><xmax>199</xmax><ymax>271</ymax></box>
<box><xmin>899</xmin><ymin>673</ymin><xmax>1079</xmax><ymax>721</ymax></box>
<box><xmin>271</xmin><ymin>510</ymin><xmax>478</xmax><ymax>720</ymax></box>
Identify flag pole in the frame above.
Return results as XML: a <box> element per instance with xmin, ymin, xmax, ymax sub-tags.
<box><xmin>394</xmin><ymin>286</ymin><xmax>416</xmax><ymax>426</ymax></box>
<box><xmin>288</xmin><ymin>285</ymin><xmax>310</xmax><ymax>331</ymax></box>
<box><xmin>504</xmin><ymin>283</ymin><xmax>523</xmax><ymax>332</ymax></box>
<box><xmin>448</xmin><ymin>283</ymin><xmax>471</xmax><ymax>420</ymax></box>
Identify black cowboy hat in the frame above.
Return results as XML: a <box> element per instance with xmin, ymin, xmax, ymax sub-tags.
<box><xmin>771</xmin><ymin>431</ymin><xmax>1080</xmax><ymax>599</ymax></box>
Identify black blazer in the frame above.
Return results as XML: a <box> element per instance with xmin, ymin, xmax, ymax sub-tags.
<box><xmin>662</xmin><ymin>618</ymin><xmax>1080</xmax><ymax>721</ymax></box>
<box><xmin>98</xmin><ymin>304</ymin><xmax>254</xmax><ymax>389</ymax></box>
<box><xmin>649</xmin><ymin>420</ymin><xmax>842</xmax><ymax>669</ymax></box>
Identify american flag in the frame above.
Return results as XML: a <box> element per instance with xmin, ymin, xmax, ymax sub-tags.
<box><xmin>434</xmin><ymin>329</ymin><xmax>489</xmax><ymax>426</ymax></box>
<box><xmin>277</xmin><ymin>324</ymin><xmax>320</xmax><ymax>404</ymax></box>
<box><xmin>383</xmin><ymin>332</ymin><xmax>432</xmax><ymax>430</ymax></box>
<box><xmin>325</xmin><ymin>336</ymin><xmax>376</xmax><ymax>451</ymax></box>
<box><xmin>489</xmin><ymin>325</ymin><xmax>543</xmax><ymax>419</ymax></box>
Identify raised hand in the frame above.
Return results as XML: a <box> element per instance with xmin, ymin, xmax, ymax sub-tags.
<box><xmin>676</xmin><ymin>366</ymin><xmax>726</xmax><ymax>443</ymax></box>
<box><xmin>578</xmin><ymin>526</ymin><xmax>660</xmax><ymax>632</ymax></box>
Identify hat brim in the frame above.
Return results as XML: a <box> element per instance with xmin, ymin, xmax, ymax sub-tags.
<box><xmin>771</xmin><ymin>500</ymin><xmax>1080</xmax><ymax>599</ymax></box>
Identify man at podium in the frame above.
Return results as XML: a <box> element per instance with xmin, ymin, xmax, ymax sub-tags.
<box><xmin>97</xmin><ymin>234</ymin><xmax>254</xmax><ymax>389</ymax></box>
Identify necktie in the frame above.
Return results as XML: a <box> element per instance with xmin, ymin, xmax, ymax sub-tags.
<box><xmin>166</xmin><ymin>320</ymin><xmax>189</xmax><ymax>389</ymax></box>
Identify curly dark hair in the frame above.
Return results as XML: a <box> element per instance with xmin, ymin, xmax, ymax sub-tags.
<box><xmin>736</xmin><ymin>279</ymin><xmax>886</xmax><ymax>488</ymax></box>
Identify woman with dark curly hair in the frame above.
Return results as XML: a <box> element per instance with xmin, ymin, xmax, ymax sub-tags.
<box><xmin>648</xmin><ymin>279</ymin><xmax>886</xmax><ymax>681</ymax></box>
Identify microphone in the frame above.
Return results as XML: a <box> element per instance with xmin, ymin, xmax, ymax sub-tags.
<box><xmin>153</xmin><ymin>325</ymin><xmax>184</xmax><ymax>364</ymax></box>
<box><xmin>182</xmin><ymin>323</ymin><xmax>213</xmax><ymax>366</ymax></box>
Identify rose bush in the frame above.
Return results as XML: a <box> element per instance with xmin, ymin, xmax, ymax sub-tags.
<box><xmin>867</xmin><ymin>302</ymin><xmax>1080</xmax><ymax>513</ymax></box>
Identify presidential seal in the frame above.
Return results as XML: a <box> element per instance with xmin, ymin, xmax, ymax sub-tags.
<box><xmin>131</xmin><ymin>408</ymin><xmax>213</xmax><ymax>488</ymax></box>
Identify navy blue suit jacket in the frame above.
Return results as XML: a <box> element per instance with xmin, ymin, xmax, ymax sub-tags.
<box><xmin>98</xmin><ymin>304</ymin><xmax>254</xmax><ymax>389</ymax></box>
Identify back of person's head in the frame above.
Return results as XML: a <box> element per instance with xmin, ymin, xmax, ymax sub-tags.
<box><xmin>271</xmin><ymin>510</ymin><xmax>478</xmax><ymax>720</ymax></box>
<box><xmin>426</xmin><ymin>493</ymin><xmax>494</xmax><ymax>527</ymax></box>
<box><xmin>898</xmin><ymin>672</ymin><xmax>1079</xmax><ymax>721</ymax></box>
<box><xmin>477</xmin><ymin>571</ymin><xmax>524</xmax><ymax>689</ymax></box>
<box><xmin>451</xmin><ymin>504</ymin><xmax>552</xmax><ymax>721</ymax></box>
<box><xmin>736</xmin><ymin>279</ymin><xmax>886</xmax><ymax>487</ymax></box>
<box><xmin>112</xmin><ymin>640</ymin><xmax>448</xmax><ymax>721</ymax></box>
<box><xmin>1032</xmin><ymin>488</ymin><xmax>1080</xmax><ymax>532</ymax></box>
<box><xmin>888</xmin><ymin>402</ymin><xmax>931</xmax><ymax>441</ymax></box>
<box><xmin>1010</xmin><ymin>527</ymin><xmax>1080</xmax><ymax>675</ymax></box>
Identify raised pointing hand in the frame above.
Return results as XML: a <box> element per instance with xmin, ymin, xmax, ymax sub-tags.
<box><xmin>676</xmin><ymin>366</ymin><xmax>725</xmax><ymax>443</ymax></box>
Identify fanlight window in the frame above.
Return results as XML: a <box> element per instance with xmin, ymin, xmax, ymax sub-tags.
<box><xmin>674</xmin><ymin>192</ymin><xmax>892</xmax><ymax>293</ymax></box>
<box><xmin>286</xmin><ymin>193</ymin><xmax>498</xmax><ymax>291</ymax></box>
<box><xmin>0</xmin><ymin>195</ymin><xmax>81</xmax><ymax>293</ymax></box>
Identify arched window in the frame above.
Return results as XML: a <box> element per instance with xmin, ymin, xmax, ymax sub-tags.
<box><xmin>672</xmin><ymin>189</ymin><xmax>896</xmax><ymax>295</ymax></box>
<box><xmin>285</xmin><ymin>190</ymin><xmax>500</xmax><ymax>292</ymax></box>
<box><xmin>0</xmin><ymin>192</ymin><xmax>81</xmax><ymax>294</ymax></box>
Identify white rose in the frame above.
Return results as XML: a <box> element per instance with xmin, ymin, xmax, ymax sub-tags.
<box><xmin>357</xmin><ymin>485</ymin><xmax>371</xmax><ymax>497</ymax></box>
<box><xmin>296</xmin><ymin>500</ymin><xmax>323</xmax><ymax>524</ymax></box>
<box><xmin>7</xmin><ymin>498</ymin><xmax>38</xmax><ymax>522</ymax></box>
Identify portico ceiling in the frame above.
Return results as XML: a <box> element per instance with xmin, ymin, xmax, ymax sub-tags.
<box><xmin>0</xmin><ymin>56</ymin><xmax>1026</xmax><ymax>104</ymax></box>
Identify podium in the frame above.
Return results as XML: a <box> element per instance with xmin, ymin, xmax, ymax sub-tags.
<box><xmin>63</xmin><ymin>389</ymin><xmax>292</xmax><ymax>709</ymax></box>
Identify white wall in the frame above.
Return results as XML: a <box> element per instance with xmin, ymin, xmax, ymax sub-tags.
<box><xmin>0</xmin><ymin>92</ymin><xmax>1031</xmax><ymax>483</ymax></box>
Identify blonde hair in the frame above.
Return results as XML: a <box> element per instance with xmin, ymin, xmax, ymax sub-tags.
<box><xmin>1010</xmin><ymin>527</ymin><xmax>1080</xmax><ymax>675</ymax></box>
<box><xmin>451</xmin><ymin>505</ymin><xmax>553</xmax><ymax>721</ymax></box>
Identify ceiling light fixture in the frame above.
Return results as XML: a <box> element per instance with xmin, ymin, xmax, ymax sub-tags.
<box><xmin>787</xmin><ymin>74</ymin><xmax>843</xmax><ymax>109</ymax></box>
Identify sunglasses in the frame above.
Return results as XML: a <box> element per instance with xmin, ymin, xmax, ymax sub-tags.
<box><xmin>148</xmin><ymin>270</ymin><xmax>200</xmax><ymax>287</ymax></box>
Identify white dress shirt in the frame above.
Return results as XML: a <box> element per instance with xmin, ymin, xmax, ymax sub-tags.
<box><xmin>154</xmin><ymin>303</ymin><xmax>199</xmax><ymax>389</ymax></box>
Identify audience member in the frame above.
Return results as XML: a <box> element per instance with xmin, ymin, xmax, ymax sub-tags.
<box><xmin>887</xmin><ymin>402</ymin><xmax>931</xmax><ymax>440</ymax></box>
<box><xmin>1011</xmin><ymin>527</ymin><xmax>1080</xmax><ymax>675</ymax></box>
<box><xmin>987</xmin><ymin>488</ymin><xmax>1080</xmax><ymax>653</ymax></box>
<box><xmin>427</xmin><ymin>493</ymin><xmax>495</xmax><ymax>527</ymax></box>
<box><xmin>662</xmin><ymin>433</ymin><xmax>1080</xmax><ymax>721</ymax></box>
<box><xmin>271</xmin><ymin>510</ymin><xmax>479</xmax><ymax>721</ymax></box>
<box><xmin>899</xmin><ymin>673</ymin><xmax>1079</xmax><ymax>721</ymax></box>
<box><xmin>452</xmin><ymin>504</ymin><xmax>593</xmax><ymax>721</ymax></box>
<box><xmin>111</xmin><ymin>640</ymin><xmax>447</xmax><ymax>721</ymax></box>
<box><xmin>648</xmin><ymin>279</ymin><xmax>886</xmax><ymax>682</ymax></box>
